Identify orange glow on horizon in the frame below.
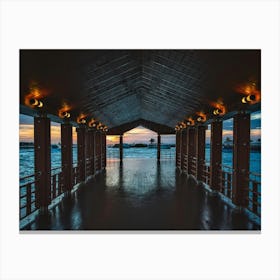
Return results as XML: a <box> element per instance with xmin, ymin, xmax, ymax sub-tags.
<box><xmin>19</xmin><ymin>124</ymin><xmax>77</xmax><ymax>144</ymax></box>
<box><xmin>107</xmin><ymin>135</ymin><xmax>119</xmax><ymax>144</ymax></box>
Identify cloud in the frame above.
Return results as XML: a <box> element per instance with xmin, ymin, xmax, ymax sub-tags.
<box><xmin>19</xmin><ymin>124</ymin><xmax>34</xmax><ymax>142</ymax></box>
<box><xmin>19</xmin><ymin>123</ymin><xmax>78</xmax><ymax>144</ymax></box>
<box><xmin>106</xmin><ymin>127</ymin><xmax>175</xmax><ymax>144</ymax></box>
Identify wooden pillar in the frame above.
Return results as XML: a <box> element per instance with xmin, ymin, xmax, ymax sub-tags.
<box><xmin>232</xmin><ymin>113</ymin><xmax>250</xmax><ymax>208</ymax></box>
<box><xmin>175</xmin><ymin>132</ymin><xmax>179</xmax><ymax>167</ymax></box>
<box><xmin>176</xmin><ymin>131</ymin><xmax>182</xmax><ymax>168</ymax></box>
<box><xmin>196</xmin><ymin>125</ymin><xmax>206</xmax><ymax>181</ymax></box>
<box><xmin>76</xmin><ymin>125</ymin><xmax>86</xmax><ymax>182</ymax></box>
<box><xmin>157</xmin><ymin>134</ymin><xmax>161</xmax><ymax>162</ymax></box>
<box><xmin>95</xmin><ymin>130</ymin><xmax>101</xmax><ymax>171</ymax></box>
<box><xmin>34</xmin><ymin>116</ymin><xmax>51</xmax><ymax>213</ymax></box>
<box><xmin>210</xmin><ymin>120</ymin><xmax>222</xmax><ymax>191</ymax></box>
<box><xmin>94</xmin><ymin>130</ymin><xmax>99</xmax><ymax>172</ymax></box>
<box><xmin>181</xmin><ymin>129</ymin><xmax>188</xmax><ymax>171</ymax></box>
<box><xmin>119</xmin><ymin>134</ymin><xmax>123</xmax><ymax>164</ymax></box>
<box><xmin>187</xmin><ymin>127</ymin><xmax>196</xmax><ymax>175</ymax></box>
<box><xmin>85</xmin><ymin>128</ymin><xmax>90</xmax><ymax>177</ymax></box>
<box><xmin>87</xmin><ymin>128</ymin><xmax>93</xmax><ymax>175</ymax></box>
<box><xmin>103</xmin><ymin>133</ymin><xmax>107</xmax><ymax>168</ymax></box>
<box><xmin>100</xmin><ymin>132</ymin><xmax>104</xmax><ymax>170</ymax></box>
<box><xmin>61</xmin><ymin>122</ymin><xmax>73</xmax><ymax>195</ymax></box>
<box><xmin>88</xmin><ymin>128</ymin><xmax>95</xmax><ymax>174</ymax></box>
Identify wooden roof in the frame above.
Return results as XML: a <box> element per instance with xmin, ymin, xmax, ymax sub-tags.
<box><xmin>20</xmin><ymin>50</ymin><xmax>261</xmax><ymax>134</ymax></box>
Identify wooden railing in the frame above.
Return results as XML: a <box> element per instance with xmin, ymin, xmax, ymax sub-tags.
<box><xmin>247</xmin><ymin>172</ymin><xmax>261</xmax><ymax>216</ymax></box>
<box><xmin>51</xmin><ymin>167</ymin><xmax>62</xmax><ymax>200</ymax></box>
<box><xmin>220</xmin><ymin>165</ymin><xmax>233</xmax><ymax>200</ymax></box>
<box><xmin>189</xmin><ymin>156</ymin><xmax>197</xmax><ymax>176</ymax></box>
<box><xmin>176</xmin><ymin>153</ymin><xmax>181</xmax><ymax>168</ymax></box>
<box><xmin>202</xmin><ymin>163</ymin><xmax>210</xmax><ymax>185</ymax></box>
<box><xmin>20</xmin><ymin>163</ymin><xmax>78</xmax><ymax>221</ymax></box>
<box><xmin>101</xmin><ymin>153</ymin><xmax>106</xmax><ymax>168</ymax></box>
<box><xmin>183</xmin><ymin>154</ymin><xmax>188</xmax><ymax>171</ymax></box>
<box><xmin>72</xmin><ymin>165</ymin><xmax>79</xmax><ymax>186</ymax></box>
<box><xmin>85</xmin><ymin>158</ymin><xmax>92</xmax><ymax>177</ymax></box>
<box><xmin>20</xmin><ymin>174</ymin><xmax>37</xmax><ymax>219</ymax></box>
<box><xmin>95</xmin><ymin>156</ymin><xmax>100</xmax><ymax>172</ymax></box>
<box><xmin>201</xmin><ymin>161</ymin><xmax>261</xmax><ymax>217</ymax></box>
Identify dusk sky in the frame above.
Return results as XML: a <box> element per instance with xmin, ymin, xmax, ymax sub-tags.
<box><xmin>19</xmin><ymin>111</ymin><xmax>261</xmax><ymax>144</ymax></box>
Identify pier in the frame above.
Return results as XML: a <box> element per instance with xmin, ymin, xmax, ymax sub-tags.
<box><xmin>20</xmin><ymin>50</ymin><xmax>261</xmax><ymax>230</ymax></box>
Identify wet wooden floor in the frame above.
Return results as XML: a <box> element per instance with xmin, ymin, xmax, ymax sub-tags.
<box><xmin>24</xmin><ymin>158</ymin><xmax>260</xmax><ymax>230</ymax></box>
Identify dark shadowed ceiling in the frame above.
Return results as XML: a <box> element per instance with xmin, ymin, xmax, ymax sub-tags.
<box><xmin>20</xmin><ymin>50</ymin><xmax>261</xmax><ymax>134</ymax></box>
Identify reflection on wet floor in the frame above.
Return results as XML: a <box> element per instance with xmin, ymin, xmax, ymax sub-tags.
<box><xmin>24</xmin><ymin>158</ymin><xmax>260</xmax><ymax>230</ymax></box>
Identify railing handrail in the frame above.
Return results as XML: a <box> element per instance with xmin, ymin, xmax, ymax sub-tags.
<box><xmin>249</xmin><ymin>171</ymin><xmax>261</xmax><ymax>177</ymax></box>
<box><xmin>20</xmin><ymin>173</ymin><xmax>37</xmax><ymax>181</ymax></box>
<box><xmin>20</xmin><ymin>163</ymin><xmax>78</xmax><ymax>183</ymax></box>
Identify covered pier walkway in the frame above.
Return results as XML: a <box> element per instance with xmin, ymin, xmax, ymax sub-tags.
<box><xmin>20</xmin><ymin>50</ymin><xmax>261</xmax><ymax>230</ymax></box>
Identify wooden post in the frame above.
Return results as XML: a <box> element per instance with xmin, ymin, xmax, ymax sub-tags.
<box><xmin>94</xmin><ymin>130</ymin><xmax>99</xmax><ymax>172</ymax></box>
<box><xmin>176</xmin><ymin>132</ymin><xmax>179</xmax><ymax>167</ymax></box>
<box><xmin>180</xmin><ymin>129</ymin><xmax>187</xmax><ymax>171</ymax></box>
<box><xmin>119</xmin><ymin>134</ymin><xmax>123</xmax><ymax>164</ymax></box>
<box><xmin>100</xmin><ymin>131</ymin><xmax>103</xmax><ymax>170</ymax></box>
<box><xmin>232</xmin><ymin>113</ymin><xmax>250</xmax><ymax>208</ymax></box>
<box><xmin>85</xmin><ymin>128</ymin><xmax>91</xmax><ymax>177</ymax></box>
<box><xmin>95</xmin><ymin>130</ymin><xmax>101</xmax><ymax>171</ymax></box>
<box><xmin>88</xmin><ymin>128</ymin><xmax>95</xmax><ymax>175</ymax></box>
<box><xmin>210</xmin><ymin>120</ymin><xmax>222</xmax><ymax>191</ymax></box>
<box><xmin>103</xmin><ymin>132</ymin><xmax>107</xmax><ymax>168</ymax></box>
<box><xmin>187</xmin><ymin>127</ymin><xmax>196</xmax><ymax>175</ymax></box>
<box><xmin>176</xmin><ymin>131</ymin><xmax>182</xmax><ymax>168</ymax></box>
<box><xmin>61</xmin><ymin>122</ymin><xmax>73</xmax><ymax>195</ymax></box>
<box><xmin>76</xmin><ymin>125</ymin><xmax>86</xmax><ymax>182</ymax></box>
<box><xmin>34</xmin><ymin>116</ymin><xmax>51</xmax><ymax>213</ymax></box>
<box><xmin>196</xmin><ymin>125</ymin><xmax>206</xmax><ymax>181</ymax></box>
<box><xmin>157</xmin><ymin>134</ymin><xmax>161</xmax><ymax>162</ymax></box>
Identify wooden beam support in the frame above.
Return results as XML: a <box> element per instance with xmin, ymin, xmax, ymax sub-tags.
<box><xmin>176</xmin><ymin>131</ymin><xmax>181</xmax><ymax>168</ymax></box>
<box><xmin>94</xmin><ymin>130</ymin><xmax>99</xmax><ymax>172</ymax></box>
<box><xmin>76</xmin><ymin>125</ymin><xmax>86</xmax><ymax>182</ymax></box>
<box><xmin>107</xmin><ymin>118</ymin><xmax>174</xmax><ymax>135</ymax></box>
<box><xmin>196</xmin><ymin>125</ymin><xmax>206</xmax><ymax>181</ymax></box>
<box><xmin>100</xmin><ymin>132</ymin><xmax>104</xmax><ymax>170</ymax></box>
<box><xmin>187</xmin><ymin>127</ymin><xmax>196</xmax><ymax>175</ymax></box>
<box><xmin>95</xmin><ymin>130</ymin><xmax>102</xmax><ymax>171</ymax></box>
<box><xmin>61</xmin><ymin>122</ymin><xmax>73</xmax><ymax>195</ymax></box>
<box><xmin>157</xmin><ymin>134</ymin><xmax>161</xmax><ymax>162</ymax></box>
<box><xmin>34</xmin><ymin>116</ymin><xmax>51</xmax><ymax>213</ymax></box>
<box><xmin>90</xmin><ymin>129</ymin><xmax>96</xmax><ymax>174</ymax></box>
<box><xmin>180</xmin><ymin>129</ymin><xmax>188</xmax><ymax>172</ymax></box>
<box><xmin>232</xmin><ymin>113</ymin><xmax>250</xmax><ymax>208</ymax></box>
<box><xmin>84</xmin><ymin>128</ymin><xmax>90</xmax><ymax>177</ymax></box>
<box><xmin>87</xmin><ymin>128</ymin><xmax>95</xmax><ymax>176</ymax></box>
<box><xmin>119</xmin><ymin>134</ymin><xmax>123</xmax><ymax>164</ymax></box>
<box><xmin>103</xmin><ymin>133</ymin><xmax>107</xmax><ymax>168</ymax></box>
<box><xmin>210</xmin><ymin>120</ymin><xmax>222</xmax><ymax>191</ymax></box>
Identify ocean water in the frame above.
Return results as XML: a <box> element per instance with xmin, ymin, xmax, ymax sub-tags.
<box><xmin>20</xmin><ymin>147</ymin><xmax>77</xmax><ymax>178</ymax></box>
<box><xmin>19</xmin><ymin>146</ymin><xmax>261</xmax><ymax>178</ymax></box>
<box><xmin>205</xmin><ymin>148</ymin><xmax>261</xmax><ymax>174</ymax></box>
